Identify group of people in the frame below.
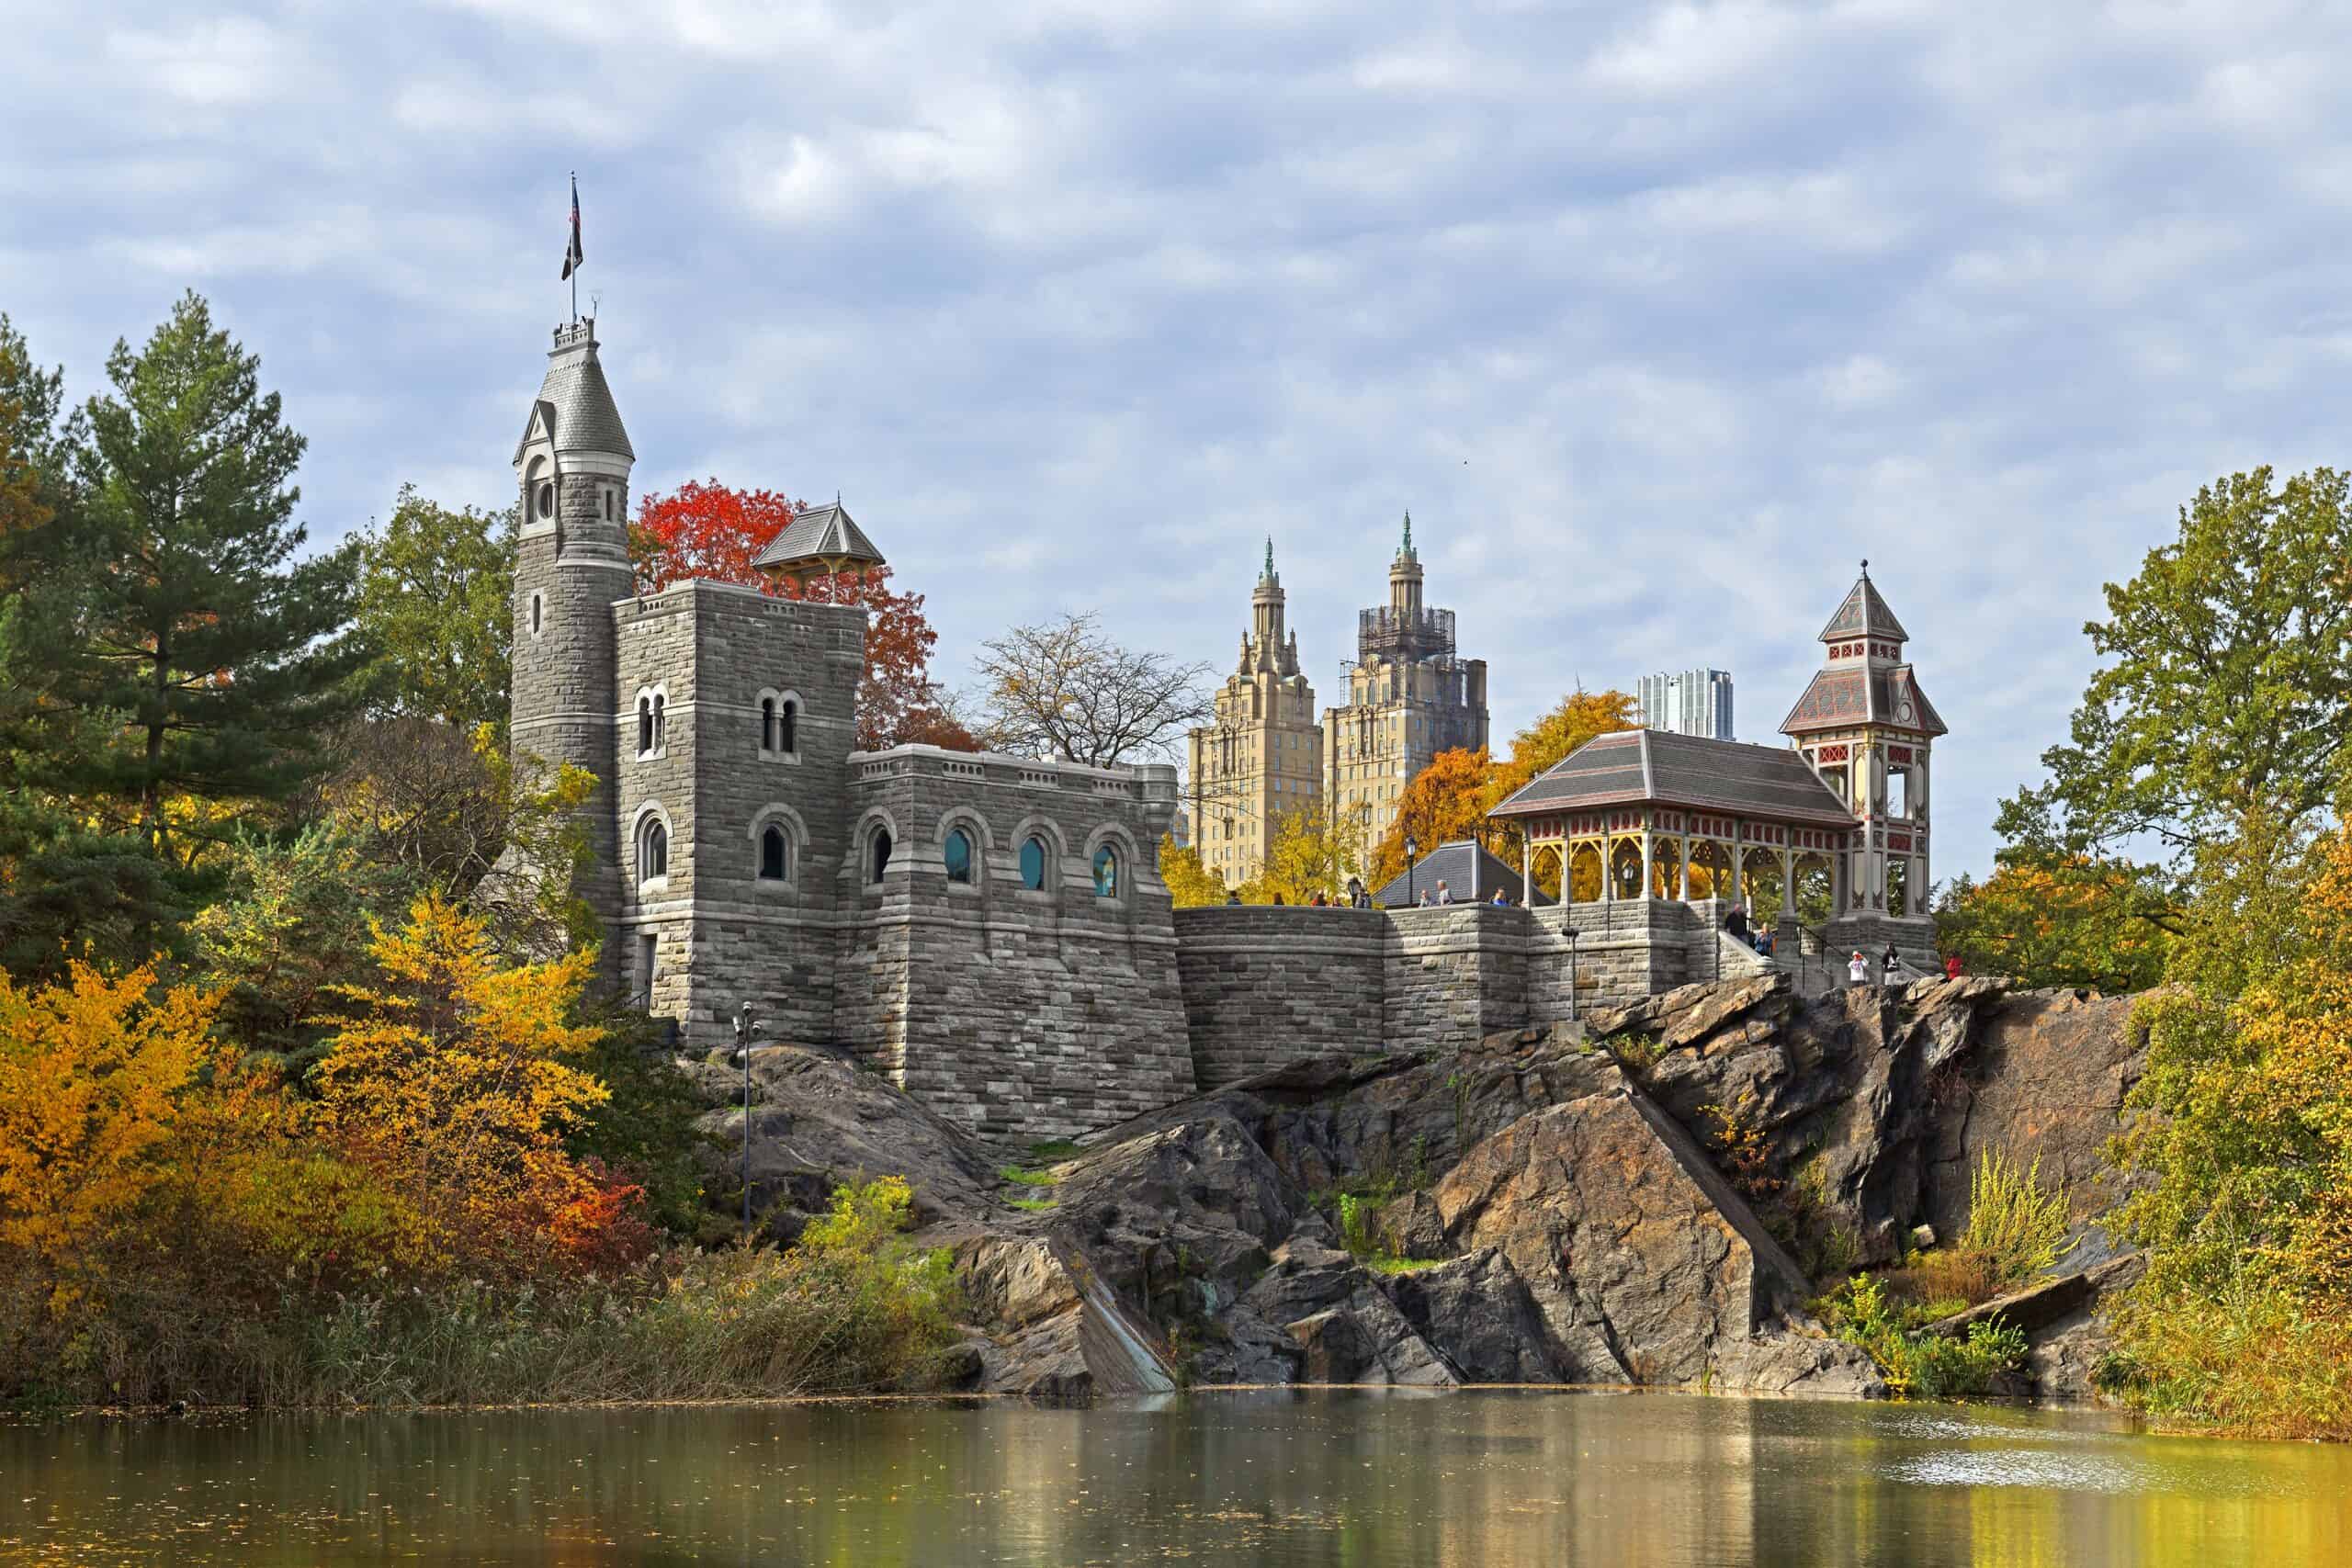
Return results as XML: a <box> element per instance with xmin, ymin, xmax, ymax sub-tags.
<box><xmin>1219</xmin><ymin>877</ymin><xmax>1523</xmax><ymax>909</ymax></box>
<box><xmin>1720</xmin><ymin>904</ymin><xmax>1777</xmax><ymax>957</ymax></box>
<box><xmin>1845</xmin><ymin>946</ymin><xmax>1966</xmax><ymax>986</ymax></box>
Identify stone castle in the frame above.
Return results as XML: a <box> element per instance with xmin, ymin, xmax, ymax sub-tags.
<box><xmin>1187</xmin><ymin>518</ymin><xmax>1489</xmax><ymax>885</ymax></box>
<box><xmin>509</xmin><ymin>318</ymin><xmax>1945</xmax><ymax>1142</ymax></box>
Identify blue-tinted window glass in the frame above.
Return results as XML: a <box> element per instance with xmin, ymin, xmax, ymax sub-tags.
<box><xmin>1019</xmin><ymin>838</ymin><xmax>1046</xmax><ymax>890</ymax></box>
<box><xmin>944</xmin><ymin>829</ymin><xmax>974</xmax><ymax>885</ymax></box>
<box><xmin>1092</xmin><ymin>845</ymin><xmax>1118</xmax><ymax>897</ymax></box>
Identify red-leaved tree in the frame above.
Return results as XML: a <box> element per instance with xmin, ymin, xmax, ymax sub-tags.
<box><xmin>631</xmin><ymin>479</ymin><xmax>976</xmax><ymax>751</ymax></box>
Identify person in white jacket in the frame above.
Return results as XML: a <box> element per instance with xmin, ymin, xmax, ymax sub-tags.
<box><xmin>1849</xmin><ymin>951</ymin><xmax>1869</xmax><ymax>986</ymax></box>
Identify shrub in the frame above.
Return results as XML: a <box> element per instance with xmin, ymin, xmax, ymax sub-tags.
<box><xmin>2104</xmin><ymin>1282</ymin><xmax>2352</xmax><ymax>1441</ymax></box>
<box><xmin>1609</xmin><ymin>1032</ymin><xmax>1662</xmax><ymax>1070</ymax></box>
<box><xmin>1962</xmin><ymin>1147</ymin><xmax>2068</xmax><ymax>1289</ymax></box>
<box><xmin>1820</xmin><ymin>1273</ymin><xmax>2027</xmax><ymax>1400</ymax></box>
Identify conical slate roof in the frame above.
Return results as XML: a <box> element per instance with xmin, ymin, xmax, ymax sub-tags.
<box><xmin>1817</xmin><ymin>569</ymin><xmax>1908</xmax><ymax>643</ymax></box>
<box><xmin>750</xmin><ymin>501</ymin><xmax>887</xmax><ymax>571</ymax></box>
<box><xmin>514</xmin><ymin>324</ymin><xmax>634</xmax><ymax>463</ymax></box>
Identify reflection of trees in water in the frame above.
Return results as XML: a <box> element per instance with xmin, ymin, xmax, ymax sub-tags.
<box><xmin>2</xmin><ymin>1395</ymin><xmax>2345</xmax><ymax>1564</ymax></box>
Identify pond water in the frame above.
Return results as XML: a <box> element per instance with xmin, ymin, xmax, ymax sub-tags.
<box><xmin>5</xmin><ymin>1389</ymin><xmax>2348</xmax><ymax>1565</ymax></box>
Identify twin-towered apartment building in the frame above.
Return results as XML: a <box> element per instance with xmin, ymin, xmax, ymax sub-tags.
<box><xmin>1186</xmin><ymin>516</ymin><xmax>1488</xmax><ymax>884</ymax></box>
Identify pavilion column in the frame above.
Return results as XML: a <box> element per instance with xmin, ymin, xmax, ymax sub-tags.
<box><xmin>1639</xmin><ymin>830</ymin><xmax>1654</xmax><ymax>903</ymax></box>
<box><xmin>1730</xmin><ymin>842</ymin><xmax>1746</xmax><ymax>910</ymax></box>
<box><xmin>1521</xmin><ymin>833</ymin><xmax>1533</xmax><ymax>909</ymax></box>
<box><xmin>1601</xmin><ymin>840</ymin><xmax>1613</xmax><ymax>904</ymax></box>
<box><xmin>1678</xmin><ymin>834</ymin><xmax>1690</xmax><ymax>900</ymax></box>
<box><xmin>1781</xmin><ymin>846</ymin><xmax>1796</xmax><ymax>918</ymax></box>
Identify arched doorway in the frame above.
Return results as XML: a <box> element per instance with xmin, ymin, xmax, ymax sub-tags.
<box><xmin>1568</xmin><ymin>842</ymin><xmax>1604</xmax><ymax>905</ymax></box>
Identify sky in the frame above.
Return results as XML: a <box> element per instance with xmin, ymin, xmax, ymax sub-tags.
<box><xmin>7</xmin><ymin>1</ymin><xmax>2350</xmax><ymax>883</ymax></box>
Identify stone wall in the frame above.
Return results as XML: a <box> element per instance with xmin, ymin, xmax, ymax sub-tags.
<box><xmin>842</xmin><ymin>746</ymin><xmax>1193</xmax><ymax>1142</ymax></box>
<box><xmin>1172</xmin><ymin>908</ymin><xmax>1388</xmax><ymax>1087</ymax></box>
<box><xmin>608</xmin><ymin>581</ymin><xmax>866</xmax><ymax>1045</ymax></box>
<box><xmin>1172</xmin><ymin>897</ymin><xmax>1753</xmax><ymax>1087</ymax></box>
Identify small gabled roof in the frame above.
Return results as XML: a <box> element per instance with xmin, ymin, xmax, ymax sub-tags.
<box><xmin>513</xmin><ymin>328</ymin><xmax>634</xmax><ymax>464</ymax></box>
<box><xmin>1372</xmin><ymin>840</ymin><xmax>1527</xmax><ymax>908</ymax></box>
<box><xmin>1488</xmin><ymin>729</ymin><xmax>1856</xmax><ymax>829</ymax></box>
<box><xmin>1818</xmin><ymin>568</ymin><xmax>1908</xmax><ymax>643</ymax></box>
<box><xmin>750</xmin><ymin>501</ymin><xmax>887</xmax><ymax>571</ymax></box>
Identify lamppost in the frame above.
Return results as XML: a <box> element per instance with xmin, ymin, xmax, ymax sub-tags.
<box><xmin>733</xmin><ymin>1001</ymin><xmax>766</xmax><ymax>1245</ymax></box>
<box><xmin>1566</xmin><ymin>926</ymin><xmax>1581</xmax><ymax>1022</ymax></box>
<box><xmin>1404</xmin><ymin>835</ymin><xmax>1419</xmax><ymax>908</ymax></box>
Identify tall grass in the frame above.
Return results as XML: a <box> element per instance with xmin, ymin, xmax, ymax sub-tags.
<box><xmin>1962</xmin><ymin>1147</ymin><xmax>2069</xmax><ymax>1290</ymax></box>
<box><xmin>5</xmin><ymin>1180</ymin><xmax>961</xmax><ymax>1410</ymax></box>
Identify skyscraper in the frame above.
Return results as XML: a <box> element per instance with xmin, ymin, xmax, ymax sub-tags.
<box><xmin>1638</xmin><ymin>668</ymin><xmax>1735</xmax><ymax>741</ymax></box>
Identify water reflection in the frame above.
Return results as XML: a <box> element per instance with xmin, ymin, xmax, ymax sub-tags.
<box><xmin>3</xmin><ymin>1390</ymin><xmax>2347</xmax><ymax>1566</ymax></box>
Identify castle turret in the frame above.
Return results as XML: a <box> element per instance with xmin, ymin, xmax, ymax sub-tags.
<box><xmin>511</xmin><ymin>317</ymin><xmax>637</xmax><ymax>955</ymax></box>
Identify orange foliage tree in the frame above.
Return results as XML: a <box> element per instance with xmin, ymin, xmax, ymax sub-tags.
<box><xmin>631</xmin><ymin>479</ymin><xmax>975</xmax><ymax>750</ymax></box>
<box><xmin>1934</xmin><ymin>855</ymin><xmax>2177</xmax><ymax>993</ymax></box>
<box><xmin>0</xmin><ymin>964</ymin><xmax>219</xmax><ymax>1308</ymax></box>
<box><xmin>1366</xmin><ymin>690</ymin><xmax>1640</xmax><ymax>894</ymax></box>
<box><xmin>318</xmin><ymin>893</ymin><xmax>644</xmax><ymax>1278</ymax></box>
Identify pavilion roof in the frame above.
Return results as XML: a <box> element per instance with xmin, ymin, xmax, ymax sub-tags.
<box><xmin>1371</xmin><ymin>840</ymin><xmax>1531</xmax><ymax>908</ymax></box>
<box><xmin>1779</xmin><ymin>664</ymin><xmax>1949</xmax><ymax>739</ymax></box>
<box><xmin>1487</xmin><ymin>729</ymin><xmax>1857</xmax><ymax>829</ymax></box>
<box><xmin>751</xmin><ymin>501</ymin><xmax>886</xmax><ymax>572</ymax></box>
<box><xmin>1818</xmin><ymin>570</ymin><xmax>1909</xmax><ymax>643</ymax></box>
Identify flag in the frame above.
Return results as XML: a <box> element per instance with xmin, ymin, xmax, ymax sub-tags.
<box><xmin>561</xmin><ymin>175</ymin><xmax>583</xmax><ymax>280</ymax></box>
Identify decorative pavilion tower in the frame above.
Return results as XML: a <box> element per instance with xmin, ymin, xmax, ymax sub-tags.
<box><xmin>1321</xmin><ymin>513</ymin><xmax>1488</xmax><ymax>850</ymax></box>
<box><xmin>1185</xmin><ymin>540</ymin><xmax>1321</xmax><ymax>886</ymax></box>
<box><xmin>1779</xmin><ymin>562</ymin><xmax>1947</xmax><ymax>922</ymax></box>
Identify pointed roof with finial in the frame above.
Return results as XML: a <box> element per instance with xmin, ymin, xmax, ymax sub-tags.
<box><xmin>514</xmin><ymin>318</ymin><xmax>634</xmax><ymax>465</ymax></box>
<box><xmin>1817</xmin><ymin>558</ymin><xmax>1909</xmax><ymax>643</ymax></box>
<box><xmin>751</xmin><ymin>497</ymin><xmax>887</xmax><ymax>581</ymax></box>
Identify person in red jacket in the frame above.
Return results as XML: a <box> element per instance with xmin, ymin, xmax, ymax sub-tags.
<box><xmin>1943</xmin><ymin>954</ymin><xmax>1963</xmax><ymax>980</ymax></box>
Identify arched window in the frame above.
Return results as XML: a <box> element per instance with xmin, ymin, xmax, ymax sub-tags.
<box><xmin>944</xmin><ymin>828</ymin><xmax>975</xmax><ymax>885</ymax></box>
<box><xmin>779</xmin><ymin>699</ymin><xmax>797</xmax><ymax>754</ymax></box>
<box><xmin>651</xmin><ymin>694</ymin><xmax>667</xmax><ymax>751</ymax></box>
<box><xmin>638</xmin><ymin>695</ymin><xmax>654</xmax><ymax>755</ymax></box>
<box><xmin>870</xmin><ymin>828</ymin><xmax>894</xmax><ymax>884</ymax></box>
<box><xmin>761</xmin><ymin>697</ymin><xmax>776</xmax><ymax>751</ymax></box>
<box><xmin>638</xmin><ymin>818</ymin><xmax>668</xmax><ymax>885</ymax></box>
<box><xmin>1019</xmin><ymin>836</ymin><xmax>1048</xmax><ymax>890</ymax></box>
<box><xmin>1092</xmin><ymin>844</ymin><xmax>1119</xmax><ymax>897</ymax></box>
<box><xmin>759</xmin><ymin>824</ymin><xmax>787</xmax><ymax>881</ymax></box>
<box><xmin>529</xmin><ymin>592</ymin><xmax>543</xmax><ymax>637</ymax></box>
<box><xmin>537</xmin><ymin>480</ymin><xmax>555</xmax><ymax>520</ymax></box>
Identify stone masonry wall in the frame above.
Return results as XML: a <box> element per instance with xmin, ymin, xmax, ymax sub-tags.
<box><xmin>1173</xmin><ymin>897</ymin><xmax>1747</xmax><ymax>1084</ymax></box>
<box><xmin>609</xmin><ymin>581</ymin><xmax>866</xmax><ymax>1048</ymax></box>
<box><xmin>1172</xmin><ymin>908</ymin><xmax>1388</xmax><ymax>1088</ymax></box>
<box><xmin>841</xmin><ymin>747</ymin><xmax>1192</xmax><ymax>1142</ymax></box>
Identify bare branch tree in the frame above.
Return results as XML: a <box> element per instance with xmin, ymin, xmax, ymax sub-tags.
<box><xmin>974</xmin><ymin>613</ymin><xmax>1212</xmax><ymax>768</ymax></box>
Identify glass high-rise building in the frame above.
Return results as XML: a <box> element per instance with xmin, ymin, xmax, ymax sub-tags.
<box><xmin>1638</xmin><ymin>668</ymin><xmax>1735</xmax><ymax>741</ymax></box>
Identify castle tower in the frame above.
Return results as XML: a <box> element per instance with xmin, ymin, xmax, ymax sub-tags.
<box><xmin>510</xmin><ymin>318</ymin><xmax>637</xmax><ymax>961</ymax></box>
<box><xmin>1780</xmin><ymin>561</ymin><xmax>1947</xmax><ymax>924</ymax></box>
<box><xmin>1186</xmin><ymin>539</ymin><xmax>1320</xmax><ymax>886</ymax></box>
<box><xmin>1322</xmin><ymin>512</ymin><xmax>1488</xmax><ymax>851</ymax></box>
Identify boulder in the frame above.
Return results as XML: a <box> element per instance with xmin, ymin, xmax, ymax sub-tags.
<box><xmin>684</xmin><ymin>1043</ymin><xmax>1001</xmax><ymax>1240</ymax></box>
<box><xmin>1283</xmin><ymin>1292</ymin><xmax>1457</xmax><ymax>1387</ymax></box>
<box><xmin>1710</xmin><ymin>1332</ymin><xmax>1886</xmax><ymax>1398</ymax></box>
<box><xmin>1386</xmin><ymin>1248</ymin><xmax>1562</xmax><ymax>1383</ymax></box>
<box><xmin>1431</xmin><ymin>1067</ymin><xmax>1808</xmax><ymax>1385</ymax></box>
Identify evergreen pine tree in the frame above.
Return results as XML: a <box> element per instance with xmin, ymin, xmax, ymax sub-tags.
<box><xmin>51</xmin><ymin>291</ymin><xmax>365</xmax><ymax>865</ymax></box>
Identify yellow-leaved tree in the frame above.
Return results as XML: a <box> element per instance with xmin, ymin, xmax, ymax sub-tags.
<box><xmin>1158</xmin><ymin>835</ymin><xmax>1227</xmax><ymax>908</ymax></box>
<box><xmin>0</xmin><ymin>965</ymin><xmax>220</xmax><ymax>1309</ymax></box>
<box><xmin>1242</xmin><ymin>804</ymin><xmax>1369</xmax><ymax>906</ymax></box>
<box><xmin>318</xmin><ymin>893</ymin><xmax>618</xmax><ymax>1276</ymax></box>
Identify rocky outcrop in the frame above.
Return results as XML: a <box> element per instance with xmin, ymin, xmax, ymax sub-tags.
<box><xmin>685</xmin><ymin>975</ymin><xmax>2148</xmax><ymax>1404</ymax></box>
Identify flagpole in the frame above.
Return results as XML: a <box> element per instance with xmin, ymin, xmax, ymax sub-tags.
<box><xmin>570</xmin><ymin>171</ymin><xmax>578</xmax><ymax>324</ymax></box>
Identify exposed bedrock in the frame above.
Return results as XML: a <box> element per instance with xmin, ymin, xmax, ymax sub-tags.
<box><xmin>688</xmin><ymin>974</ymin><xmax>2146</xmax><ymax>1403</ymax></box>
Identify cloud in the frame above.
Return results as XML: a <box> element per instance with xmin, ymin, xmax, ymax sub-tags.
<box><xmin>10</xmin><ymin>0</ymin><xmax>2352</xmax><ymax>884</ymax></box>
